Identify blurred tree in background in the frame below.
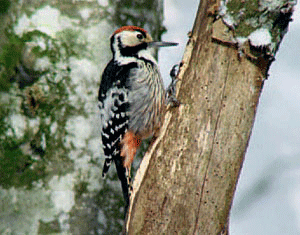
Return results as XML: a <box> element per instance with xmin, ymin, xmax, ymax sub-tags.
<box><xmin>0</xmin><ymin>0</ymin><xmax>165</xmax><ymax>234</ymax></box>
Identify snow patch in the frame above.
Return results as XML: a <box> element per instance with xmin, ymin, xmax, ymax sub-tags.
<box><xmin>14</xmin><ymin>5</ymin><xmax>79</xmax><ymax>38</ymax></box>
<box><xmin>58</xmin><ymin>212</ymin><xmax>71</xmax><ymax>232</ymax></box>
<box><xmin>97</xmin><ymin>0</ymin><xmax>109</xmax><ymax>7</ymax></box>
<box><xmin>14</xmin><ymin>6</ymin><xmax>61</xmax><ymax>37</ymax></box>
<box><xmin>69</xmin><ymin>58</ymin><xmax>99</xmax><ymax>85</ymax></box>
<box><xmin>260</xmin><ymin>0</ymin><xmax>297</xmax><ymax>12</ymax></box>
<box><xmin>79</xmin><ymin>8</ymin><xmax>93</xmax><ymax>20</ymax></box>
<box><xmin>219</xmin><ymin>0</ymin><xmax>236</xmax><ymax>28</ymax></box>
<box><xmin>235</xmin><ymin>36</ymin><xmax>248</xmax><ymax>45</ymax></box>
<box><xmin>34</xmin><ymin>57</ymin><xmax>52</xmax><ymax>71</ymax></box>
<box><xmin>14</xmin><ymin>14</ymin><xmax>31</xmax><ymax>36</ymax></box>
<box><xmin>10</xmin><ymin>114</ymin><xmax>26</xmax><ymax>138</ymax></box>
<box><xmin>49</xmin><ymin>174</ymin><xmax>75</xmax><ymax>213</ymax></box>
<box><xmin>97</xmin><ymin>209</ymin><xmax>107</xmax><ymax>227</ymax></box>
<box><xmin>68</xmin><ymin>57</ymin><xmax>100</xmax><ymax>112</ymax></box>
<box><xmin>50</xmin><ymin>121</ymin><xmax>58</xmax><ymax>134</ymax></box>
<box><xmin>66</xmin><ymin>116</ymin><xmax>92</xmax><ymax>149</ymax></box>
<box><xmin>73</xmin><ymin>154</ymin><xmax>102</xmax><ymax>191</ymax></box>
<box><xmin>248</xmin><ymin>28</ymin><xmax>272</xmax><ymax>47</ymax></box>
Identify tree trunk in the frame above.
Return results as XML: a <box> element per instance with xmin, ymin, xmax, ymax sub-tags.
<box><xmin>125</xmin><ymin>0</ymin><xmax>296</xmax><ymax>234</ymax></box>
<box><xmin>0</xmin><ymin>1</ymin><xmax>164</xmax><ymax>234</ymax></box>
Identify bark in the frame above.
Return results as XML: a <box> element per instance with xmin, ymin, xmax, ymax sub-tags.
<box><xmin>126</xmin><ymin>0</ymin><xmax>296</xmax><ymax>234</ymax></box>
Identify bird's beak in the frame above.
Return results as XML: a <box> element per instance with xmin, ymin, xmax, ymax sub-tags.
<box><xmin>148</xmin><ymin>41</ymin><xmax>178</xmax><ymax>47</ymax></box>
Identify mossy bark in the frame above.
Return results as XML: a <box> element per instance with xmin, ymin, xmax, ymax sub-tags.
<box><xmin>0</xmin><ymin>0</ymin><xmax>164</xmax><ymax>234</ymax></box>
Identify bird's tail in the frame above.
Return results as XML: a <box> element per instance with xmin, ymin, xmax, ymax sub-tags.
<box><xmin>114</xmin><ymin>157</ymin><xmax>130</xmax><ymax>217</ymax></box>
<box><xmin>102</xmin><ymin>157</ymin><xmax>112</xmax><ymax>177</ymax></box>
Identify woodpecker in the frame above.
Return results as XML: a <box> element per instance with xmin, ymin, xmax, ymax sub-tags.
<box><xmin>98</xmin><ymin>25</ymin><xmax>177</xmax><ymax>213</ymax></box>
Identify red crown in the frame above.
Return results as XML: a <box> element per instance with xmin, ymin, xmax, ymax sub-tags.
<box><xmin>113</xmin><ymin>26</ymin><xmax>147</xmax><ymax>35</ymax></box>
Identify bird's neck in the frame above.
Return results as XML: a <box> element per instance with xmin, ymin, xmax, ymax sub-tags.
<box><xmin>114</xmin><ymin>47</ymin><xmax>157</xmax><ymax>66</ymax></box>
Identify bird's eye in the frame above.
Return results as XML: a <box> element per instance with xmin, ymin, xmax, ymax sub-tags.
<box><xmin>136</xmin><ymin>33</ymin><xmax>144</xmax><ymax>40</ymax></box>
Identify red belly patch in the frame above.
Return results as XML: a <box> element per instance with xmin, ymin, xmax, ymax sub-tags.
<box><xmin>120</xmin><ymin>131</ymin><xmax>141</xmax><ymax>168</ymax></box>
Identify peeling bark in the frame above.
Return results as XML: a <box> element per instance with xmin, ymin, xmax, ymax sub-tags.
<box><xmin>125</xmin><ymin>0</ymin><xmax>296</xmax><ymax>234</ymax></box>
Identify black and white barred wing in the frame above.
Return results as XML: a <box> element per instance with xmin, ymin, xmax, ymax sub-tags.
<box><xmin>98</xmin><ymin>61</ymin><xmax>134</xmax><ymax>177</ymax></box>
<box><xmin>99</xmin><ymin>88</ymin><xmax>129</xmax><ymax>177</ymax></box>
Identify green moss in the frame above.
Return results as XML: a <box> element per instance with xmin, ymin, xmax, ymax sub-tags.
<box><xmin>221</xmin><ymin>0</ymin><xmax>295</xmax><ymax>58</ymax></box>
<box><xmin>225</xmin><ymin>0</ymin><xmax>261</xmax><ymax>37</ymax></box>
<box><xmin>0</xmin><ymin>104</ymin><xmax>9</xmax><ymax>137</ymax></box>
<box><xmin>56</xmin><ymin>28</ymin><xmax>88</xmax><ymax>58</ymax></box>
<box><xmin>74</xmin><ymin>181</ymin><xmax>89</xmax><ymax>199</ymax></box>
<box><xmin>96</xmin><ymin>180</ymin><xmax>124</xmax><ymax>233</ymax></box>
<box><xmin>0</xmin><ymin>139</ymin><xmax>46</xmax><ymax>189</ymax></box>
<box><xmin>23</xmin><ymin>30</ymin><xmax>62</xmax><ymax>63</ymax></box>
<box><xmin>0</xmin><ymin>33</ymin><xmax>24</xmax><ymax>91</ymax></box>
<box><xmin>0</xmin><ymin>0</ymin><xmax>11</xmax><ymax>15</ymax></box>
<box><xmin>235</xmin><ymin>23</ymin><xmax>256</xmax><ymax>37</ymax></box>
<box><xmin>38</xmin><ymin>219</ymin><xmax>61</xmax><ymax>234</ymax></box>
<box><xmin>226</xmin><ymin>0</ymin><xmax>259</xmax><ymax>18</ymax></box>
<box><xmin>224</xmin><ymin>0</ymin><xmax>295</xmax><ymax>40</ymax></box>
<box><xmin>0</xmin><ymin>28</ymin><xmax>86</xmax><ymax>189</ymax></box>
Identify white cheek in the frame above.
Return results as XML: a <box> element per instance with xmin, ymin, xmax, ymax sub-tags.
<box><xmin>125</xmin><ymin>38</ymin><xmax>139</xmax><ymax>47</ymax></box>
<box><xmin>138</xmin><ymin>49</ymin><xmax>157</xmax><ymax>65</ymax></box>
<box><xmin>121</xmin><ymin>32</ymin><xmax>139</xmax><ymax>47</ymax></box>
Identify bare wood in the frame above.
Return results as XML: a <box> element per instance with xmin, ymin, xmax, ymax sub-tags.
<box><xmin>125</xmin><ymin>0</ymin><xmax>293</xmax><ymax>234</ymax></box>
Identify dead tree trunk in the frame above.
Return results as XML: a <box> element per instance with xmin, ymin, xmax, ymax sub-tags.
<box><xmin>125</xmin><ymin>0</ymin><xmax>296</xmax><ymax>234</ymax></box>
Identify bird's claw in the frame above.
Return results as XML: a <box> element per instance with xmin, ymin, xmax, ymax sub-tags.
<box><xmin>167</xmin><ymin>64</ymin><xmax>181</xmax><ymax>107</ymax></box>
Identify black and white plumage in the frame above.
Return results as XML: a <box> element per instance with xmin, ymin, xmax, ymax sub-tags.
<box><xmin>98</xmin><ymin>61</ymin><xmax>133</xmax><ymax>177</ymax></box>
<box><xmin>98</xmin><ymin>26</ymin><xmax>177</xmax><ymax>214</ymax></box>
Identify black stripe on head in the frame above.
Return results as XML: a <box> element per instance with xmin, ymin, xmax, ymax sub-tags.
<box><xmin>110</xmin><ymin>36</ymin><xmax>116</xmax><ymax>55</ymax></box>
<box><xmin>117</xmin><ymin>36</ymin><xmax>148</xmax><ymax>57</ymax></box>
<box><xmin>136</xmin><ymin>29</ymin><xmax>147</xmax><ymax>38</ymax></box>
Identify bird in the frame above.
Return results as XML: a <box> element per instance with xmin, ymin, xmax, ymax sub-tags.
<box><xmin>98</xmin><ymin>25</ymin><xmax>178</xmax><ymax>214</ymax></box>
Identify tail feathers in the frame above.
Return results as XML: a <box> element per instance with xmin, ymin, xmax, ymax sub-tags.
<box><xmin>114</xmin><ymin>157</ymin><xmax>130</xmax><ymax>217</ymax></box>
<box><xmin>102</xmin><ymin>156</ymin><xmax>130</xmax><ymax>217</ymax></box>
<box><xmin>102</xmin><ymin>158</ymin><xmax>113</xmax><ymax>177</ymax></box>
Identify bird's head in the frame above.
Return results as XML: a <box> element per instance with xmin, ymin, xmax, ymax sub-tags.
<box><xmin>110</xmin><ymin>26</ymin><xmax>177</xmax><ymax>63</ymax></box>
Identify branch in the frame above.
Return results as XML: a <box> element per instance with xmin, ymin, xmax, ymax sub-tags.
<box><xmin>125</xmin><ymin>0</ymin><xmax>295</xmax><ymax>234</ymax></box>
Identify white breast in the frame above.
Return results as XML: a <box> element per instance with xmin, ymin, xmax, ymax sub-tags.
<box><xmin>127</xmin><ymin>60</ymin><xmax>165</xmax><ymax>138</ymax></box>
